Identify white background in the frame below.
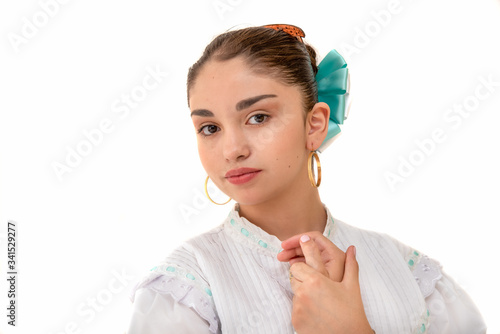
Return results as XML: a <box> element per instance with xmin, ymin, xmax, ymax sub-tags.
<box><xmin>1</xmin><ymin>0</ymin><xmax>499</xmax><ymax>333</ymax></box>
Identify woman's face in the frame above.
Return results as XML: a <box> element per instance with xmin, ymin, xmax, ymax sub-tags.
<box><xmin>189</xmin><ymin>57</ymin><xmax>311</xmax><ymax>205</ymax></box>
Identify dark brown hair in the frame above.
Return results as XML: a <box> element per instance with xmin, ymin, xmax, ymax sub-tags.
<box><xmin>187</xmin><ymin>26</ymin><xmax>319</xmax><ymax>112</ymax></box>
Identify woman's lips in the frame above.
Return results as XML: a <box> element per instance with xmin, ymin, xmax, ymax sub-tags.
<box><xmin>225</xmin><ymin>168</ymin><xmax>262</xmax><ymax>185</ymax></box>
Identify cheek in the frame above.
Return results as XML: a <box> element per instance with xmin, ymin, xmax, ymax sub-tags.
<box><xmin>282</xmin><ymin>118</ymin><xmax>307</xmax><ymax>151</ymax></box>
<box><xmin>197</xmin><ymin>141</ymin><xmax>215</xmax><ymax>171</ymax></box>
<box><xmin>268</xmin><ymin>124</ymin><xmax>307</xmax><ymax>170</ymax></box>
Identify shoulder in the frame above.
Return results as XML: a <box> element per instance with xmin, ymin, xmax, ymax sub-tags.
<box><xmin>332</xmin><ymin>217</ymin><xmax>443</xmax><ymax>295</ymax></box>
<box><xmin>330</xmin><ymin>216</ymin><xmax>409</xmax><ymax>256</ymax></box>
<box><xmin>131</xmin><ymin>223</ymin><xmax>226</xmax><ymax>297</ymax></box>
<box><xmin>330</xmin><ymin>217</ymin><xmax>486</xmax><ymax>332</ymax></box>
<box><xmin>129</xmin><ymin>224</ymin><xmax>226</xmax><ymax>332</ymax></box>
<box><xmin>332</xmin><ymin>216</ymin><xmax>421</xmax><ymax>260</ymax></box>
<box><xmin>163</xmin><ymin>224</ymin><xmax>226</xmax><ymax>265</ymax></box>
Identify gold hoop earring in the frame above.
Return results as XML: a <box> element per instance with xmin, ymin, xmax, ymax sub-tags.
<box><xmin>204</xmin><ymin>176</ymin><xmax>232</xmax><ymax>205</ymax></box>
<box><xmin>308</xmin><ymin>151</ymin><xmax>322</xmax><ymax>188</ymax></box>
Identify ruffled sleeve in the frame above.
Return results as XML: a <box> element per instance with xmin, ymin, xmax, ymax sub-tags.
<box><xmin>422</xmin><ymin>265</ymin><xmax>486</xmax><ymax>333</ymax></box>
<box><xmin>127</xmin><ymin>247</ymin><xmax>221</xmax><ymax>334</ymax></box>
<box><xmin>128</xmin><ymin>288</ymin><xmax>212</xmax><ymax>334</ymax></box>
<box><xmin>406</xmin><ymin>249</ymin><xmax>487</xmax><ymax>334</ymax></box>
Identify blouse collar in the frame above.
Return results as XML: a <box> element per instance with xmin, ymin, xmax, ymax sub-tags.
<box><xmin>223</xmin><ymin>203</ymin><xmax>336</xmax><ymax>257</ymax></box>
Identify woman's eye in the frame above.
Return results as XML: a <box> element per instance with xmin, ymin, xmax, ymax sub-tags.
<box><xmin>248</xmin><ymin>114</ymin><xmax>269</xmax><ymax>125</ymax></box>
<box><xmin>199</xmin><ymin>124</ymin><xmax>220</xmax><ymax>136</ymax></box>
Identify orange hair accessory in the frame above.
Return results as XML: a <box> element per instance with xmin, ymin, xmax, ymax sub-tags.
<box><xmin>263</xmin><ymin>24</ymin><xmax>305</xmax><ymax>43</ymax></box>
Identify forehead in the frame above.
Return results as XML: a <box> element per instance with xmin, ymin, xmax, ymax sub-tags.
<box><xmin>189</xmin><ymin>57</ymin><xmax>300</xmax><ymax>110</ymax></box>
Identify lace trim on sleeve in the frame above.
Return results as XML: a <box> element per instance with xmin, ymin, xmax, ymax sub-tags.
<box><xmin>133</xmin><ymin>263</ymin><xmax>220</xmax><ymax>334</ymax></box>
<box><xmin>403</xmin><ymin>249</ymin><xmax>441</xmax><ymax>333</ymax></box>
<box><xmin>412</xmin><ymin>308</ymin><xmax>431</xmax><ymax>334</ymax></box>
<box><xmin>406</xmin><ymin>250</ymin><xmax>443</xmax><ymax>298</ymax></box>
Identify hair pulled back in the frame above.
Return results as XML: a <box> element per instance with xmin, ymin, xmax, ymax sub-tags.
<box><xmin>187</xmin><ymin>26</ymin><xmax>319</xmax><ymax>112</ymax></box>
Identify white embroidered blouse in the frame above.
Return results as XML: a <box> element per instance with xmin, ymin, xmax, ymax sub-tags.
<box><xmin>127</xmin><ymin>204</ymin><xmax>486</xmax><ymax>333</ymax></box>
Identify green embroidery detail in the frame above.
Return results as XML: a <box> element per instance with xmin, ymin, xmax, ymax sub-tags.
<box><xmin>241</xmin><ymin>228</ymin><xmax>249</xmax><ymax>237</ymax></box>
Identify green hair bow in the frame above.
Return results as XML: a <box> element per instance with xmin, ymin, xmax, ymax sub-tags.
<box><xmin>316</xmin><ymin>49</ymin><xmax>350</xmax><ymax>152</ymax></box>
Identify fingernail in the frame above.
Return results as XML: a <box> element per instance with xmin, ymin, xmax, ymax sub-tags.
<box><xmin>352</xmin><ymin>245</ymin><xmax>357</xmax><ymax>257</ymax></box>
<box><xmin>300</xmin><ymin>234</ymin><xmax>310</xmax><ymax>243</ymax></box>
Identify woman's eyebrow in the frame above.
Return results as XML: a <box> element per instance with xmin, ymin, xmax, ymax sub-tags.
<box><xmin>190</xmin><ymin>109</ymin><xmax>214</xmax><ymax>117</ymax></box>
<box><xmin>236</xmin><ymin>94</ymin><xmax>277</xmax><ymax>111</ymax></box>
<box><xmin>190</xmin><ymin>94</ymin><xmax>277</xmax><ymax>117</ymax></box>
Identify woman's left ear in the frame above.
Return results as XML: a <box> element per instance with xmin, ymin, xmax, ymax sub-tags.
<box><xmin>306</xmin><ymin>102</ymin><xmax>330</xmax><ymax>150</ymax></box>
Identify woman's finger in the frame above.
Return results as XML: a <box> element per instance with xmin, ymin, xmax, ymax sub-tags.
<box><xmin>289</xmin><ymin>264</ymin><xmax>301</xmax><ymax>292</ymax></box>
<box><xmin>279</xmin><ymin>231</ymin><xmax>346</xmax><ymax>281</ymax></box>
<box><xmin>281</xmin><ymin>232</ymin><xmax>343</xmax><ymax>263</ymax></box>
<box><xmin>288</xmin><ymin>256</ymin><xmax>305</xmax><ymax>266</ymax></box>
<box><xmin>281</xmin><ymin>231</ymin><xmax>324</xmax><ymax>250</ymax></box>
<box><xmin>289</xmin><ymin>261</ymin><xmax>315</xmax><ymax>282</ymax></box>
<box><xmin>277</xmin><ymin>248</ymin><xmax>304</xmax><ymax>262</ymax></box>
<box><xmin>342</xmin><ymin>245</ymin><xmax>360</xmax><ymax>288</ymax></box>
<box><xmin>298</xmin><ymin>234</ymin><xmax>329</xmax><ymax>277</ymax></box>
<box><xmin>279</xmin><ymin>231</ymin><xmax>337</xmax><ymax>262</ymax></box>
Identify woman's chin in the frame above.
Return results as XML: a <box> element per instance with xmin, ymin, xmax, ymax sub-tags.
<box><xmin>230</xmin><ymin>192</ymin><xmax>265</xmax><ymax>207</ymax></box>
<box><xmin>231</xmin><ymin>191</ymin><xmax>278</xmax><ymax>207</ymax></box>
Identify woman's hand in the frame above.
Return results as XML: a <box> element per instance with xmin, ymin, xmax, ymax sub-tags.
<box><xmin>277</xmin><ymin>233</ymin><xmax>373</xmax><ymax>334</ymax></box>
<box><xmin>277</xmin><ymin>232</ymin><xmax>346</xmax><ymax>281</ymax></box>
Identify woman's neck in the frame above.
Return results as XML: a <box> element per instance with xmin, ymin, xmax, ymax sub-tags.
<box><xmin>237</xmin><ymin>180</ymin><xmax>327</xmax><ymax>241</ymax></box>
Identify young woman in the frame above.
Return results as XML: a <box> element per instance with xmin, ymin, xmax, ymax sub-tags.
<box><xmin>127</xmin><ymin>24</ymin><xmax>486</xmax><ymax>333</ymax></box>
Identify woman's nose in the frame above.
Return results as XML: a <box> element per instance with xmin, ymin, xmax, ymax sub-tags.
<box><xmin>222</xmin><ymin>128</ymin><xmax>250</xmax><ymax>162</ymax></box>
